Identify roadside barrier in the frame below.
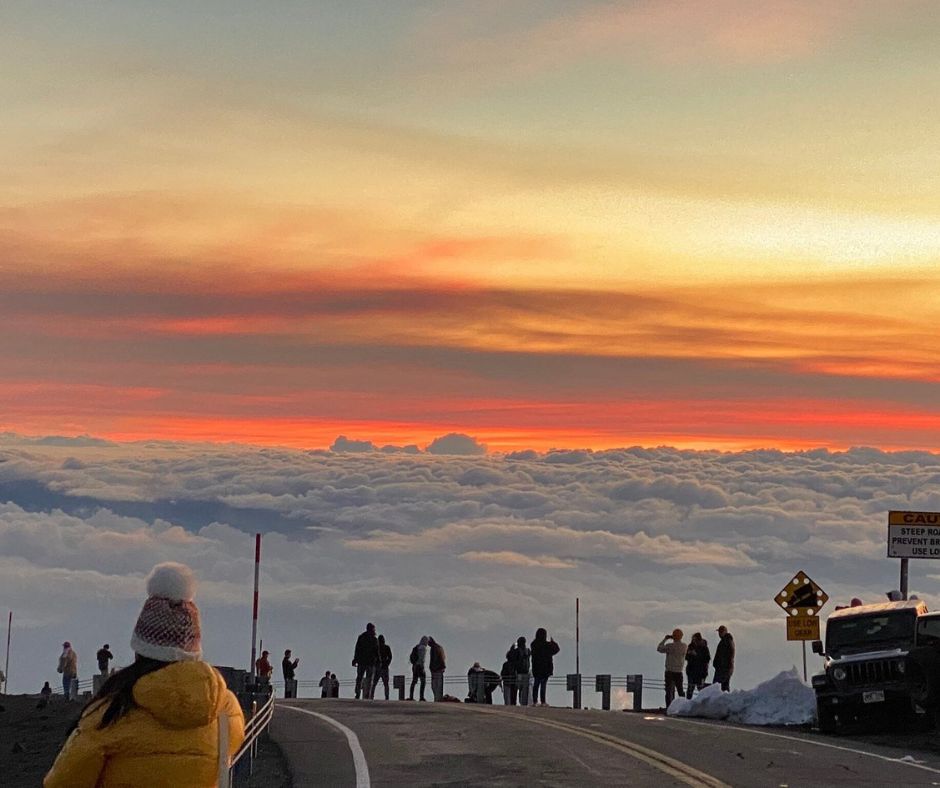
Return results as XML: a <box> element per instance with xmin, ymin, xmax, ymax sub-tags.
<box><xmin>263</xmin><ymin>674</ymin><xmax>665</xmax><ymax>710</ymax></box>
<box><xmin>223</xmin><ymin>689</ymin><xmax>275</xmax><ymax>788</ymax></box>
<box><xmin>52</xmin><ymin>677</ymin><xmax>93</xmax><ymax>699</ymax></box>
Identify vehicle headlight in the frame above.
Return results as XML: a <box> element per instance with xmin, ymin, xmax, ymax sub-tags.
<box><xmin>832</xmin><ymin>667</ymin><xmax>847</xmax><ymax>681</ymax></box>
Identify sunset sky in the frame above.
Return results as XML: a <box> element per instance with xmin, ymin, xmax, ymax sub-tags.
<box><xmin>4</xmin><ymin>0</ymin><xmax>940</xmax><ymax>452</ymax></box>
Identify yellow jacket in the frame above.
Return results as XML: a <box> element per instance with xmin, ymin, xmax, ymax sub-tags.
<box><xmin>44</xmin><ymin>661</ymin><xmax>245</xmax><ymax>788</ymax></box>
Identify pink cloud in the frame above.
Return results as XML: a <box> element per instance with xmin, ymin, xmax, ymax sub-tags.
<box><xmin>418</xmin><ymin>0</ymin><xmax>908</xmax><ymax>72</ymax></box>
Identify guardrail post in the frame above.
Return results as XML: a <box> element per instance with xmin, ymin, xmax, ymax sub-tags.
<box><xmin>595</xmin><ymin>674</ymin><xmax>611</xmax><ymax>711</ymax></box>
<box><xmin>393</xmin><ymin>674</ymin><xmax>405</xmax><ymax>700</ymax></box>
<box><xmin>626</xmin><ymin>674</ymin><xmax>643</xmax><ymax>711</ymax></box>
<box><xmin>566</xmin><ymin>673</ymin><xmax>582</xmax><ymax>709</ymax></box>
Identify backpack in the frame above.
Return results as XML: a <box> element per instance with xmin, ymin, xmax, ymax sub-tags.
<box><xmin>514</xmin><ymin>647</ymin><xmax>530</xmax><ymax>674</ymax></box>
<box><xmin>409</xmin><ymin>645</ymin><xmax>420</xmax><ymax>665</ymax></box>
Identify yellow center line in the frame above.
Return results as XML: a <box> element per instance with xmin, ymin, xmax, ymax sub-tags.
<box><xmin>471</xmin><ymin>707</ymin><xmax>730</xmax><ymax>788</ymax></box>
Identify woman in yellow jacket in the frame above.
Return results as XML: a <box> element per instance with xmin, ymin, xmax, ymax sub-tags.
<box><xmin>45</xmin><ymin>562</ymin><xmax>245</xmax><ymax>787</ymax></box>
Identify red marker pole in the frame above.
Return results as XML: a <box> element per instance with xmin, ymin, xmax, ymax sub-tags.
<box><xmin>250</xmin><ymin>534</ymin><xmax>261</xmax><ymax>678</ymax></box>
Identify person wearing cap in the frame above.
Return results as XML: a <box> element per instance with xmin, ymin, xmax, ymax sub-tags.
<box><xmin>657</xmin><ymin>628</ymin><xmax>688</xmax><ymax>707</ymax></box>
<box><xmin>712</xmin><ymin>625</ymin><xmax>736</xmax><ymax>692</ymax></box>
<box><xmin>57</xmin><ymin>641</ymin><xmax>78</xmax><ymax>699</ymax></box>
<box><xmin>255</xmin><ymin>650</ymin><xmax>273</xmax><ymax>687</ymax></box>
<box><xmin>44</xmin><ymin>562</ymin><xmax>245</xmax><ymax>788</ymax></box>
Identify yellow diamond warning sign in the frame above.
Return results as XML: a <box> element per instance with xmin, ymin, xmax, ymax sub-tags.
<box><xmin>775</xmin><ymin>570</ymin><xmax>828</xmax><ymax>616</ymax></box>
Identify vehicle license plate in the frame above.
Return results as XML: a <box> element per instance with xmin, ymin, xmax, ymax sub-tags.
<box><xmin>863</xmin><ymin>690</ymin><xmax>885</xmax><ymax>704</ymax></box>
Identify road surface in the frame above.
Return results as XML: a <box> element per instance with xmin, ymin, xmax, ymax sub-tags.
<box><xmin>272</xmin><ymin>699</ymin><xmax>940</xmax><ymax>787</ymax></box>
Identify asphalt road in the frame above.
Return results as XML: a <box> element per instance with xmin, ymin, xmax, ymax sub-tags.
<box><xmin>272</xmin><ymin>699</ymin><xmax>940</xmax><ymax>787</ymax></box>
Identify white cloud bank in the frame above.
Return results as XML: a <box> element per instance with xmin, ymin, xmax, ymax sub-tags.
<box><xmin>0</xmin><ymin>434</ymin><xmax>937</xmax><ymax>697</ymax></box>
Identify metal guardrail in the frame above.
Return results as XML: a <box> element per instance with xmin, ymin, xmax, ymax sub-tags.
<box><xmin>266</xmin><ymin>673</ymin><xmax>663</xmax><ymax>710</ymax></box>
<box><xmin>52</xmin><ymin>677</ymin><xmax>94</xmax><ymax>697</ymax></box>
<box><xmin>224</xmin><ymin>690</ymin><xmax>275</xmax><ymax>787</ymax></box>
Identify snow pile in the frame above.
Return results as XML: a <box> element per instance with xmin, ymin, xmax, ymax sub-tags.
<box><xmin>667</xmin><ymin>669</ymin><xmax>816</xmax><ymax>726</ymax></box>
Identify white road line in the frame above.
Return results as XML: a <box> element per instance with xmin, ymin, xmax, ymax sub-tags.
<box><xmin>660</xmin><ymin>716</ymin><xmax>940</xmax><ymax>776</ymax></box>
<box><xmin>280</xmin><ymin>705</ymin><xmax>371</xmax><ymax>788</ymax></box>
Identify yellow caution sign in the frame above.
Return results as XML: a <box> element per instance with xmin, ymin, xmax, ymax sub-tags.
<box><xmin>775</xmin><ymin>570</ymin><xmax>829</xmax><ymax>616</ymax></box>
<box><xmin>786</xmin><ymin>615</ymin><xmax>821</xmax><ymax>642</ymax></box>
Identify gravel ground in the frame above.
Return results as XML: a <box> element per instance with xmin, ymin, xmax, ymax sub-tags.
<box><xmin>0</xmin><ymin>694</ymin><xmax>83</xmax><ymax>788</ymax></box>
<box><xmin>1</xmin><ymin>693</ymin><xmax>292</xmax><ymax>788</ymax></box>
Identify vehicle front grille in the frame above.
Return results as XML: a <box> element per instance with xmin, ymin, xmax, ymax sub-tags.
<box><xmin>845</xmin><ymin>660</ymin><xmax>902</xmax><ymax>686</ymax></box>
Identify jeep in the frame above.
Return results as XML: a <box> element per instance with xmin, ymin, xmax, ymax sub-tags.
<box><xmin>811</xmin><ymin>599</ymin><xmax>928</xmax><ymax>733</ymax></box>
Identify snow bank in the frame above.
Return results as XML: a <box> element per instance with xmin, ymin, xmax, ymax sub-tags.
<box><xmin>667</xmin><ymin>669</ymin><xmax>816</xmax><ymax>726</ymax></box>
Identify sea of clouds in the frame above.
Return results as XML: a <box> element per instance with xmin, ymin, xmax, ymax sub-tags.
<box><xmin>2</xmin><ymin>432</ymin><xmax>939</xmax><ymax>698</ymax></box>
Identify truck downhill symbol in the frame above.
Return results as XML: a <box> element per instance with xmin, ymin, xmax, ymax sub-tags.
<box><xmin>788</xmin><ymin>584</ymin><xmax>819</xmax><ymax>609</ymax></box>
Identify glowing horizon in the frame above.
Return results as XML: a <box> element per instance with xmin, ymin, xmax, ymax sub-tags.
<box><xmin>3</xmin><ymin>1</ymin><xmax>940</xmax><ymax>451</ymax></box>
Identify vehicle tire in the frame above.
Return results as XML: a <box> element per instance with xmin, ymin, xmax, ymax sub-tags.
<box><xmin>908</xmin><ymin>650</ymin><xmax>940</xmax><ymax>707</ymax></box>
<box><xmin>816</xmin><ymin>704</ymin><xmax>837</xmax><ymax>734</ymax></box>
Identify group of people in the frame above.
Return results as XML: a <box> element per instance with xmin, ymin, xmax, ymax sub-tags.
<box><xmin>351</xmin><ymin>628</ymin><xmax>447</xmax><ymax>702</ymax></box>
<box><xmin>406</xmin><ymin>634</ymin><xmax>447</xmax><ymax>701</ymax></box>
<box><xmin>343</xmin><ymin>625</ymin><xmax>563</xmax><ymax>706</ymax></box>
<box><xmin>318</xmin><ymin>670</ymin><xmax>341</xmax><ymax>697</ymax></box>
<box><xmin>50</xmin><ymin>640</ymin><xmax>114</xmax><ymax>700</ymax></box>
<box><xmin>351</xmin><ymin>624</ymin><xmax>397</xmax><ymax>700</ymax></box>
<box><xmin>498</xmin><ymin>628</ymin><xmax>560</xmax><ymax>706</ymax></box>
<box><xmin>657</xmin><ymin>625</ymin><xmax>736</xmax><ymax>706</ymax></box>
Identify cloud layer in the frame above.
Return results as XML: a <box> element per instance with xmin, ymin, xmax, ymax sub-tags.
<box><xmin>2</xmin><ymin>434</ymin><xmax>936</xmax><ymax>695</ymax></box>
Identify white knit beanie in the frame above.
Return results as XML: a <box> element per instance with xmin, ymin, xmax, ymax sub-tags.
<box><xmin>130</xmin><ymin>563</ymin><xmax>203</xmax><ymax>662</ymax></box>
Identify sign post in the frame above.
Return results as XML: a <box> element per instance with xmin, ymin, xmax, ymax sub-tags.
<box><xmin>4</xmin><ymin>611</ymin><xmax>10</xmax><ymax>694</ymax></box>
<box><xmin>776</xmin><ymin>570</ymin><xmax>829</xmax><ymax>682</ymax></box>
<box><xmin>575</xmin><ymin>597</ymin><xmax>580</xmax><ymax>676</ymax></box>
<box><xmin>887</xmin><ymin>511</ymin><xmax>940</xmax><ymax>599</ymax></box>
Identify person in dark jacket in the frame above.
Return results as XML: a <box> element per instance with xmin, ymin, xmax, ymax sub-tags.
<box><xmin>500</xmin><ymin>657</ymin><xmax>516</xmax><ymax>705</ymax></box>
<box><xmin>712</xmin><ymin>625</ymin><xmax>735</xmax><ymax>691</ymax></box>
<box><xmin>96</xmin><ymin>644</ymin><xmax>114</xmax><ymax>675</ymax></box>
<box><xmin>428</xmin><ymin>636</ymin><xmax>446</xmax><ymax>701</ymax></box>
<box><xmin>282</xmin><ymin>649</ymin><xmax>299</xmax><ymax>681</ymax></box>
<box><xmin>530</xmin><ymin>628</ymin><xmax>560</xmax><ymax>707</ymax></box>
<box><xmin>372</xmin><ymin>634</ymin><xmax>393</xmax><ymax>700</ymax></box>
<box><xmin>684</xmin><ymin>633</ymin><xmax>710</xmax><ymax>698</ymax></box>
<box><xmin>409</xmin><ymin>636</ymin><xmax>428</xmax><ymax>701</ymax></box>
<box><xmin>508</xmin><ymin>636</ymin><xmax>532</xmax><ymax>706</ymax></box>
<box><xmin>319</xmin><ymin>670</ymin><xmax>331</xmax><ymax>698</ymax></box>
<box><xmin>352</xmin><ymin>623</ymin><xmax>380</xmax><ymax>700</ymax></box>
<box><xmin>282</xmin><ymin>649</ymin><xmax>300</xmax><ymax>698</ymax></box>
<box><xmin>330</xmin><ymin>672</ymin><xmax>340</xmax><ymax>697</ymax></box>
